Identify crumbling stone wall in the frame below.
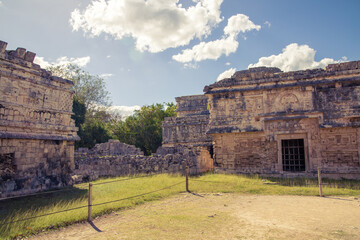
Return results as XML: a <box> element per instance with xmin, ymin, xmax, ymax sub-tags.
<box><xmin>0</xmin><ymin>40</ymin><xmax>78</xmax><ymax>197</ymax></box>
<box><xmin>73</xmin><ymin>140</ymin><xmax>199</xmax><ymax>182</ymax></box>
<box><xmin>162</xmin><ymin>95</ymin><xmax>213</xmax><ymax>173</ymax></box>
<box><xmin>204</xmin><ymin>61</ymin><xmax>360</xmax><ymax>179</ymax></box>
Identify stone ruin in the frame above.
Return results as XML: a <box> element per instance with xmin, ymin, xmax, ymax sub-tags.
<box><xmin>204</xmin><ymin>61</ymin><xmax>360</xmax><ymax>179</ymax></box>
<box><xmin>74</xmin><ymin>95</ymin><xmax>215</xmax><ymax>182</ymax></box>
<box><xmin>2</xmin><ymin>38</ymin><xmax>360</xmax><ymax>198</ymax></box>
<box><xmin>75</xmin><ymin>60</ymin><xmax>360</xmax><ymax>181</ymax></box>
<box><xmin>73</xmin><ymin>139</ymin><xmax>200</xmax><ymax>182</ymax></box>
<box><xmin>0</xmin><ymin>41</ymin><xmax>79</xmax><ymax>197</ymax></box>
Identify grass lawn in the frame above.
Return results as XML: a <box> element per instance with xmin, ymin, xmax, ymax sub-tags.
<box><xmin>1</xmin><ymin>173</ymin><xmax>360</xmax><ymax>239</ymax></box>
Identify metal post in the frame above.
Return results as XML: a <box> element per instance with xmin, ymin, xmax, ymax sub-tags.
<box><xmin>88</xmin><ymin>183</ymin><xmax>93</xmax><ymax>221</ymax></box>
<box><xmin>318</xmin><ymin>167</ymin><xmax>323</xmax><ymax>197</ymax></box>
<box><xmin>186</xmin><ymin>165</ymin><xmax>189</xmax><ymax>192</ymax></box>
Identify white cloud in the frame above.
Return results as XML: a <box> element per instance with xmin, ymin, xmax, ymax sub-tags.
<box><xmin>172</xmin><ymin>13</ymin><xmax>260</xmax><ymax>63</ymax></box>
<box><xmin>34</xmin><ymin>56</ymin><xmax>91</xmax><ymax>68</ymax></box>
<box><xmin>248</xmin><ymin>43</ymin><xmax>342</xmax><ymax>72</ymax></box>
<box><xmin>0</xmin><ymin>1</ymin><xmax>2</xmax><ymax>6</ymax></box>
<box><xmin>224</xmin><ymin>14</ymin><xmax>261</xmax><ymax>37</ymax></box>
<box><xmin>106</xmin><ymin>55</ymin><xmax>111</xmax><ymax>58</ymax></box>
<box><xmin>107</xmin><ymin>105</ymin><xmax>141</xmax><ymax>119</ymax></box>
<box><xmin>99</xmin><ymin>73</ymin><xmax>113</xmax><ymax>78</ymax></box>
<box><xmin>225</xmin><ymin>62</ymin><xmax>231</xmax><ymax>66</ymax></box>
<box><xmin>70</xmin><ymin>0</ymin><xmax>224</xmax><ymax>53</ymax></box>
<box><xmin>216</xmin><ymin>68</ymin><xmax>236</xmax><ymax>81</ymax></box>
<box><xmin>172</xmin><ymin>36</ymin><xmax>238</xmax><ymax>63</ymax></box>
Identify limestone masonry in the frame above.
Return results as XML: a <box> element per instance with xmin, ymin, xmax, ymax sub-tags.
<box><xmin>73</xmin><ymin>140</ymin><xmax>201</xmax><ymax>182</ymax></box>
<box><xmin>162</xmin><ymin>61</ymin><xmax>360</xmax><ymax>179</ymax></box>
<box><xmin>202</xmin><ymin>61</ymin><xmax>360</xmax><ymax>178</ymax></box>
<box><xmin>0</xmin><ymin>40</ymin><xmax>79</xmax><ymax>197</ymax></box>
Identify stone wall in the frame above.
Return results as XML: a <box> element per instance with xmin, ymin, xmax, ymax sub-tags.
<box><xmin>73</xmin><ymin>140</ymin><xmax>201</xmax><ymax>182</ymax></box>
<box><xmin>0</xmin><ymin>40</ymin><xmax>78</xmax><ymax>197</ymax></box>
<box><xmin>162</xmin><ymin>95</ymin><xmax>213</xmax><ymax>173</ymax></box>
<box><xmin>204</xmin><ymin>60</ymin><xmax>360</xmax><ymax>179</ymax></box>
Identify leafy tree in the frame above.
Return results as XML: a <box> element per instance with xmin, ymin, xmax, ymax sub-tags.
<box><xmin>48</xmin><ymin>64</ymin><xmax>111</xmax><ymax>109</ymax></box>
<box><xmin>112</xmin><ymin>103</ymin><xmax>177</xmax><ymax>155</ymax></box>
<box><xmin>49</xmin><ymin>64</ymin><xmax>112</xmax><ymax>149</ymax></box>
<box><xmin>76</xmin><ymin>117</ymin><xmax>112</xmax><ymax>149</ymax></box>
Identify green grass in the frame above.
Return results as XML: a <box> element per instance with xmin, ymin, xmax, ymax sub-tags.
<box><xmin>0</xmin><ymin>173</ymin><xmax>360</xmax><ymax>239</ymax></box>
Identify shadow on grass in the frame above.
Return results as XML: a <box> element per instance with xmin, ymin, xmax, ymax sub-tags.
<box><xmin>0</xmin><ymin>186</ymin><xmax>88</xmax><ymax>225</ymax></box>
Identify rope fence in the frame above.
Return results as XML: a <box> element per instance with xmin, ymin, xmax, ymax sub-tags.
<box><xmin>0</xmin><ymin>166</ymin><xmax>328</xmax><ymax>228</ymax></box>
<box><xmin>0</xmin><ymin>170</ymin><xmax>186</xmax><ymax>227</ymax></box>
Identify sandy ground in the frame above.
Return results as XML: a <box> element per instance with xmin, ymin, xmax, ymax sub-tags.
<box><xmin>31</xmin><ymin>193</ymin><xmax>360</xmax><ymax>240</ymax></box>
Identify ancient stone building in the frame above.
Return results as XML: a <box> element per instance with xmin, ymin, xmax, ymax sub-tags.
<box><xmin>166</xmin><ymin>60</ymin><xmax>360</xmax><ymax>179</ymax></box>
<box><xmin>0</xmin><ymin>40</ymin><xmax>79</xmax><ymax>197</ymax></box>
<box><xmin>203</xmin><ymin>61</ymin><xmax>360</xmax><ymax>178</ymax></box>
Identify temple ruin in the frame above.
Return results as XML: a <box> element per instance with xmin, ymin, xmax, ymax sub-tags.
<box><xmin>166</xmin><ymin>60</ymin><xmax>360</xmax><ymax>179</ymax></box>
<box><xmin>0</xmin><ymin>41</ymin><xmax>79</xmax><ymax>197</ymax></box>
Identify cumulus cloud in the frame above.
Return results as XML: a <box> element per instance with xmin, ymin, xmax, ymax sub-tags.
<box><xmin>173</xmin><ymin>13</ymin><xmax>260</xmax><ymax>63</ymax></box>
<box><xmin>172</xmin><ymin>36</ymin><xmax>238</xmax><ymax>63</ymax></box>
<box><xmin>34</xmin><ymin>56</ymin><xmax>91</xmax><ymax>68</ymax></box>
<box><xmin>224</xmin><ymin>14</ymin><xmax>261</xmax><ymax>37</ymax></box>
<box><xmin>70</xmin><ymin>0</ymin><xmax>224</xmax><ymax>53</ymax></box>
<box><xmin>248</xmin><ymin>43</ymin><xmax>342</xmax><ymax>72</ymax></box>
<box><xmin>216</xmin><ymin>68</ymin><xmax>236</xmax><ymax>81</ymax></box>
<box><xmin>107</xmin><ymin>105</ymin><xmax>141</xmax><ymax>119</ymax></box>
<box><xmin>264</xmin><ymin>21</ymin><xmax>271</xmax><ymax>28</ymax></box>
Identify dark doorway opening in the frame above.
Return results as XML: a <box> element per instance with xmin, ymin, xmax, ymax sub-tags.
<box><xmin>281</xmin><ymin>139</ymin><xmax>305</xmax><ymax>172</ymax></box>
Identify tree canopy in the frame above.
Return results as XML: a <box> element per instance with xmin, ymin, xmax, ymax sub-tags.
<box><xmin>48</xmin><ymin>64</ymin><xmax>111</xmax><ymax>109</ymax></box>
<box><xmin>48</xmin><ymin>64</ymin><xmax>176</xmax><ymax>153</ymax></box>
<box><xmin>112</xmin><ymin>103</ymin><xmax>176</xmax><ymax>155</ymax></box>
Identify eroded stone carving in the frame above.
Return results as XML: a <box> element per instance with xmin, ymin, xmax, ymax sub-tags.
<box><xmin>0</xmin><ymin>40</ymin><xmax>79</xmax><ymax>197</ymax></box>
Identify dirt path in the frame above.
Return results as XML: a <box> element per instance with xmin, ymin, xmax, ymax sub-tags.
<box><xmin>32</xmin><ymin>193</ymin><xmax>360</xmax><ymax>240</ymax></box>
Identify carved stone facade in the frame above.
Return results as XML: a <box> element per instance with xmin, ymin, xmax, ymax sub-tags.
<box><xmin>203</xmin><ymin>61</ymin><xmax>360</xmax><ymax>178</ymax></box>
<box><xmin>0</xmin><ymin>41</ymin><xmax>79</xmax><ymax>197</ymax></box>
<box><xmin>162</xmin><ymin>95</ymin><xmax>213</xmax><ymax>173</ymax></box>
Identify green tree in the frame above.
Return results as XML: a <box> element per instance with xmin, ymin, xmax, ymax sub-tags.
<box><xmin>77</xmin><ymin>117</ymin><xmax>112</xmax><ymax>149</ymax></box>
<box><xmin>112</xmin><ymin>103</ymin><xmax>176</xmax><ymax>155</ymax></box>
<box><xmin>48</xmin><ymin>64</ymin><xmax>111</xmax><ymax>109</ymax></box>
<box><xmin>49</xmin><ymin>64</ymin><xmax>112</xmax><ymax>149</ymax></box>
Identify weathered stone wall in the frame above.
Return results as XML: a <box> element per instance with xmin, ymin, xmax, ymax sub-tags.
<box><xmin>73</xmin><ymin>140</ymin><xmax>201</xmax><ymax>182</ymax></box>
<box><xmin>203</xmin><ymin>61</ymin><xmax>360</xmax><ymax>179</ymax></box>
<box><xmin>0</xmin><ymin>40</ymin><xmax>78</xmax><ymax>197</ymax></box>
<box><xmin>162</xmin><ymin>95</ymin><xmax>213</xmax><ymax>173</ymax></box>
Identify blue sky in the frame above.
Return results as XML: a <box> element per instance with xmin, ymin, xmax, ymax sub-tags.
<box><xmin>1</xmin><ymin>0</ymin><xmax>359</xmax><ymax>116</ymax></box>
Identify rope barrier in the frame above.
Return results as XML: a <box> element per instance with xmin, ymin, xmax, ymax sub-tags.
<box><xmin>0</xmin><ymin>171</ymin><xmax>183</xmax><ymax>201</ymax></box>
<box><xmin>1</xmin><ymin>205</ymin><xmax>88</xmax><ymax>226</ymax></box>
<box><xmin>92</xmin><ymin>181</ymin><xmax>184</xmax><ymax>207</ymax></box>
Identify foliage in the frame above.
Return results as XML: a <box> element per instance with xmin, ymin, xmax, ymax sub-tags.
<box><xmin>48</xmin><ymin>64</ymin><xmax>111</xmax><ymax>109</ymax></box>
<box><xmin>76</xmin><ymin>116</ymin><xmax>112</xmax><ymax>149</ymax></box>
<box><xmin>72</xmin><ymin>97</ymin><xmax>86</xmax><ymax>127</ymax></box>
<box><xmin>111</xmin><ymin>103</ymin><xmax>177</xmax><ymax>155</ymax></box>
<box><xmin>48</xmin><ymin>64</ymin><xmax>114</xmax><ymax>149</ymax></box>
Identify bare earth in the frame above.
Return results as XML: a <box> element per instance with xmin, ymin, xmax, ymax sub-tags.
<box><xmin>32</xmin><ymin>193</ymin><xmax>360</xmax><ymax>240</ymax></box>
